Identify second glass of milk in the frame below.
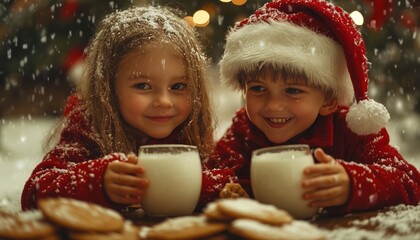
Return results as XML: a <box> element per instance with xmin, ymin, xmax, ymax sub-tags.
<box><xmin>251</xmin><ymin>144</ymin><xmax>318</xmax><ymax>219</ymax></box>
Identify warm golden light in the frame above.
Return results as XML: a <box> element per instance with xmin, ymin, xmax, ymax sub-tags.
<box><xmin>220</xmin><ymin>0</ymin><xmax>231</xmax><ymax>2</ymax></box>
<box><xmin>232</xmin><ymin>0</ymin><xmax>247</xmax><ymax>6</ymax></box>
<box><xmin>184</xmin><ymin>16</ymin><xmax>195</xmax><ymax>27</ymax></box>
<box><xmin>350</xmin><ymin>11</ymin><xmax>364</xmax><ymax>26</ymax></box>
<box><xmin>193</xmin><ymin>10</ymin><xmax>210</xmax><ymax>27</ymax></box>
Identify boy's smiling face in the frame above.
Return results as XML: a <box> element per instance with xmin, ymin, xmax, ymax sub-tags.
<box><xmin>244</xmin><ymin>70</ymin><xmax>336</xmax><ymax>144</ymax></box>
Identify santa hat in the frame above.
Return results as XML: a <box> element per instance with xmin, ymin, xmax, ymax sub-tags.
<box><xmin>220</xmin><ymin>0</ymin><xmax>389</xmax><ymax>136</ymax></box>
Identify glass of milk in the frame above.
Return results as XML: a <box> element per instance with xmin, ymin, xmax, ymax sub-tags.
<box><xmin>251</xmin><ymin>144</ymin><xmax>318</xmax><ymax>219</ymax></box>
<box><xmin>138</xmin><ymin>144</ymin><xmax>202</xmax><ymax>217</ymax></box>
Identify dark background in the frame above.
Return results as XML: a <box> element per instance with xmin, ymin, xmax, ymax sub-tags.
<box><xmin>0</xmin><ymin>0</ymin><xmax>419</xmax><ymax>118</ymax></box>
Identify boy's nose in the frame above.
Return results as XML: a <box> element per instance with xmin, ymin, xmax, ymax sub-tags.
<box><xmin>266</xmin><ymin>95</ymin><xmax>285</xmax><ymax>111</ymax></box>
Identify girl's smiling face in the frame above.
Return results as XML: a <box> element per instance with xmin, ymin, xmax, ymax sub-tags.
<box><xmin>244</xmin><ymin>70</ymin><xmax>335</xmax><ymax>144</ymax></box>
<box><xmin>115</xmin><ymin>45</ymin><xmax>192</xmax><ymax>139</ymax></box>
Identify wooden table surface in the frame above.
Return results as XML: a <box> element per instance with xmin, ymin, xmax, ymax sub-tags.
<box><xmin>124</xmin><ymin>203</ymin><xmax>420</xmax><ymax>240</ymax></box>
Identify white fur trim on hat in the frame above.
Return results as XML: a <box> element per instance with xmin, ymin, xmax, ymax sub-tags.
<box><xmin>220</xmin><ymin>20</ymin><xmax>354</xmax><ymax>106</ymax></box>
<box><xmin>346</xmin><ymin>99</ymin><xmax>390</xmax><ymax>135</ymax></box>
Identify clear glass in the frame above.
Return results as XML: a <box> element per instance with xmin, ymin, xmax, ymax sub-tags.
<box><xmin>251</xmin><ymin>144</ymin><xmax>318</xmax><ymax>219</ymax></box>
<box><xmin>138</xmin><ymin>144</ymin><xmax>202</xmax><ymax>217</ymax></box>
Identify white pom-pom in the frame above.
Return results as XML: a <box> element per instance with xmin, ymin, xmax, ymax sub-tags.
<box><xmin>346</xmin><ymin>99</ymin><xmax>390</xmax><ymax>135</ymax></box>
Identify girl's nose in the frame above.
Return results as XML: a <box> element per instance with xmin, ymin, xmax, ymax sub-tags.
<box><xmin>152</xmin><ymin>91</ymin><xmax>173</xmax><ymax>108</ymax></box>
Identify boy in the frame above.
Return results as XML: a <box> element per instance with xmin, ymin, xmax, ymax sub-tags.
<box><xmin>200</xmin><ymin>0</ymin><xmax>420</xmax><ymax>214</ymax></box>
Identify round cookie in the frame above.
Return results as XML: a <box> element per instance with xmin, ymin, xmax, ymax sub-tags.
<box><xmin>38</xmin><ymin>197</ymin><xmax>124</xmax><ymax>232</ymax></box>
<box><xmin>217</xmin><ymin>198</ymin><xmax>293</xmax><ymax>225</ymax></box>
<box><xmin>203</xmin><ymin>201</ymin><xmax>233</xmax><ymax>221</ymax></box>
<box><xmin>69</xmin><ymin>221</ymin><xmax>139</xmax><ymax>240</ymax></box>
<box><xmin>0</xmin><ymin>210</ymin><xmax>57</xmax><ymax>239</ymax></box>
<box><xmin>147</xmin><ymin>215</ymin><xmax>228</xmax><ymax>239</ymax></box>
<box><xmin>0</xmin><ymin>208</ymin><xmax>14</xmax><ymax>217</ymax></box>
<box><xmin>230</xmin><ymin>218</ymin><xmax>325</xmax><ymax>240</ymax></box>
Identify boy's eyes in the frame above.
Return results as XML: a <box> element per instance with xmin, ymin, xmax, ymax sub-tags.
<box><xmin>246</xmin><ymin>85</ymin><xmax>305</xmax><ymax>95</ymax></box>
<box><xmin>285</xmin><ymin>87</ymin><xmax>304</xmax><ymax>94</ymax></box>
<box><xmin>248</xmin><ymin>85</ymin><xmax>266</xmax><ymax>92</ymax></box>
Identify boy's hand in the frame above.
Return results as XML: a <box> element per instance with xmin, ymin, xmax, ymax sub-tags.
<box><xmin>104</xmin><ymin>153</ymin><xmax>149</xmax><ymax>205</ymax></box>
<box><xmin>220</xmin><ymin>183</ymin><xmax>250</xmax><ymax>199</ymax></box>
<box><xmin>301</xmin><ymin>148</ymin><xmax>350</xmax><ymax>208</ymax></box>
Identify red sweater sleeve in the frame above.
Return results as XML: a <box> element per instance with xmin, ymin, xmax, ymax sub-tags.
<box><xmin>21</xmin><ymin>96</ymin><xmax>126</xmax><ymax>211</ymax></box>
<box><xmin>21</xmin><ymin>152</ymin><xmax>128</xmax><ymax>211</ymax></box>
<box><xmin>326</xmin><ymin>119</ymin><xmax>420</xmax><ymax>214</ymax></box>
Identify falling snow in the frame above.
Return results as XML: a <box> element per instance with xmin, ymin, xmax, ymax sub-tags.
<box><xmin>0</xmin><ymin>2</ymin><xmax>419</xmax><ymax>238</ymax></box>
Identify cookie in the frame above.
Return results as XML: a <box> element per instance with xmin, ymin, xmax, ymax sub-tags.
<box><xmin>219</xmin><ymin>183</ymin><xmax>249</xmax><ymax>199</ymax></box>
<box><xmin>146</xmin><ymin>215</ymin><xmax>228</xmax><ymax>239</ymax></box>
<box><xmin>0</xmin><ymin>209</ymin><xmax>57</xmax><ymax>239</ymax></box>
<box><xmin>38</xmin><ymin>197</ymin><xmax>124</xmax><ymax>233</ymax></box>
<box><xmin>202</xmin><ymin>201</ymin><xmax>233</xmax><ymax>221</ymax></box>
<box><xmin>230</xmin><ymin>218</ymin><xmax>325</xmax><ymax>240</ymax></box>
<box><xmin>0</xmin><ymin>208</ymin><xmax>14</xmax><ymax>217</ymax></box>
<box><xmin>69</xmin><ymin>221</ymin><xmax>139</xmax><ymax>240</ymax></box>
<box><xmin>216</xmin><ymin>198</ymin><xmax>293</xmax><ymax>225</ymax></box>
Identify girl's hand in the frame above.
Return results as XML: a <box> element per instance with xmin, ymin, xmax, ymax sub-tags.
<box><xmin>104</xmin><ymin>153</ymin><xmax>149</xmax><ymax>204</ymax></box>
<box><xmin>301</xmin><ymin>148</ymin><xmax>350</xmax><ymax>208</ymax></box>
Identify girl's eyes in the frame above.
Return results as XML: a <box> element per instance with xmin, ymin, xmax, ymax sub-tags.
<box><xmin>171</xmin><ymin>82</ymin><xmax>188</xmax><ymax>90</ymax></box>
<box><xmin>132</xmin><ymin>82</ymin><xmax>187</xmax><ymax>91</ymax></box>
<box><xmin>133</xmin><ymin>82</ymin><xmax>151</xmax><ymax>90</ymax></box>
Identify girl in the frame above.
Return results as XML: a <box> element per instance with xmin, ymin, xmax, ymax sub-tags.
<box><xmin>21</xmin><ymin>5</ymin><xmax>214</xmax><ymax>211</ymax></box>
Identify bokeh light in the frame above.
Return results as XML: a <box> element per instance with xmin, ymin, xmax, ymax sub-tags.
<box><xmin>193</xmin><ymin>10</ymin><xmax>210</xmax><ymax>27</ymax></box>
<box><xmin>350</xmin><ymin>11</ymin><xmax>364</xmax><ymax>26</ymax></box>
<box><xmin>232</xmin><ymin>0</ymin><xmax>247</xmax><ymax>6</ymax></box>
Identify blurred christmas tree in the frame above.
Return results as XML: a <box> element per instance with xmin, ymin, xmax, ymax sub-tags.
<box><xmin>0</xmin><ymin>0</ymin><xmax>419</xmax><ymax>118</ymax></box>
<box><xmin>0</xmin><ymin>0</ymin><xmax>135</xmax><ymax>116</ymax></box>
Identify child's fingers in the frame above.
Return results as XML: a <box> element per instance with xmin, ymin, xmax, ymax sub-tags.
<box><xmin>107</xmin><ymin>184</ymin><xmax>147</xmax><ymax>204</ymax></box>
<box><xmin>303</xmin><ymin>163</ymin><xmax>341</xmax><ymax>176</ymax></box>
<box><xmin>303</xmin><ymin>186</ymin><xmax>345</xmax><ymax>207</ymax></box>
<box><xmin>126</xmin><ymin>153</ymin><xmax>138</xmax><ymax>164</ymax></box>
<box><xmin>313</xmin><ymin>148</ymin><xmax>335</xmax><ymax>164</ymax></box>
<box><xmin>111</xmin><ymin>174</ymin><xmax>149</xmax><ymax>188</ymax></box>
<box><xmin>109</xmin><ymin>161</ymin><xmax>145</xmax><ymax>175</ymax></box>
<box><xmin>110</xmin><ymin>184</ymin><xmax>146</xmax><ymax>197</ymax></box>
<box><xmin>302</xmin><ymin>173</ymin><xmax>341</xmax><ymax>189</ymax></box>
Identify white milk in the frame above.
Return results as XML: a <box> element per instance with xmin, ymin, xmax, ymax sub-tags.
<box><xmin>138</xmin><ymin>148</ymin><xmax>202</xmax><ymax>217</ymax></box>
<box><xmin>251</xmin><ymin>146</ymin><xmax>318</xmax><ymax>219</ymax></box>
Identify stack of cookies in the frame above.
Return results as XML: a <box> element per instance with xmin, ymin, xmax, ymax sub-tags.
<box><xmin>0</xmin><ymin>208</ymin><xmax>58</xmax><ymax>239</ymax></box>
<box><xmin>143</xmin><ymin>198</ymin><xmax>326</xmax><ymax>240</ymax></box>
<box><xmin>0</xmin><ymin>197</ymin><xmax>139</xmax><ymax>240</ymax></box>
<box><xmin>0</xmin><ymin>197</ymin><xmax>326</xmax><ymax>239</ymax></box>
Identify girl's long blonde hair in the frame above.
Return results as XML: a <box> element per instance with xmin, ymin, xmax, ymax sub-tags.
<box><xmin>63</xmin><ymin>5</ymin><xmax>213</xmax><ymax>158</ymax></box>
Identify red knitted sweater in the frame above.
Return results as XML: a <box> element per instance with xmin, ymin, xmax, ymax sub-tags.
<box><xmin>200</xmin><ymin>107</ymin><xmax>420</xmax><ymax>214</ymax></box>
